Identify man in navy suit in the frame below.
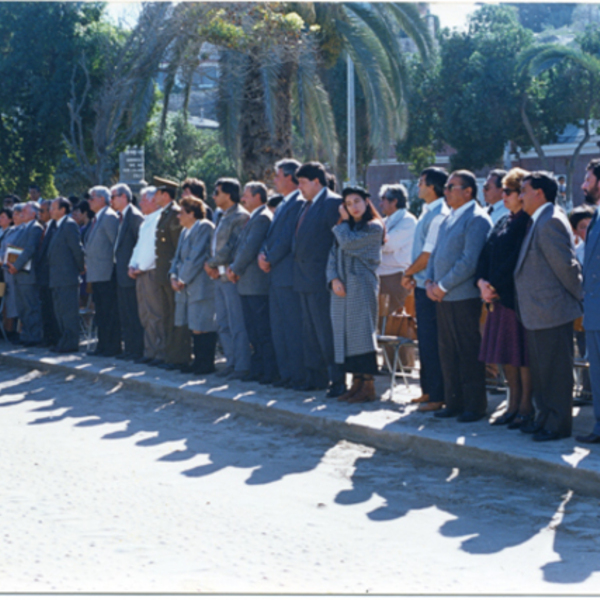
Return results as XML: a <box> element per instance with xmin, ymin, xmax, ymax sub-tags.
<box><xmin>111</xmin><ymin>183</ymin><xmax>145</xmax><ymax>360</ymax></box>
<box><xmin>578</xmin><ymin>159</ymin><xmax>600</xmax><ymax>443</ymax></box>
<box><xmin>258</xmin><ymin>159</ymin><xmax>306</xmax><ymax>388</ymax></box>
<box><xmin>293</xmin><ymin>161</ymin><xmax>345</xmax><ymax>397</ymax></box>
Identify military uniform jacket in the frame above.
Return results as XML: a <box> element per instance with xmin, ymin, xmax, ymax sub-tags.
<box><xmin>155</xmin><ymin>201</ymin><xmax>183</xmax><ymax>283</ymax></box>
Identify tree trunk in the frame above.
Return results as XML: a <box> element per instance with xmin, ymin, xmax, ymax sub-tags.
<box><xmin>520</xmin><ymin>94</ymin><xmax>549</xmax><ymax>171</ymax></box>
<box><xmin>566</xmin><ymin>117</ymin><xmax>590</xmax><ymax>209</ymax></box>
<box><xmin>240</xmin><ymin>52</ymin><xmax>295</xmax><ymax>182</ymax></box>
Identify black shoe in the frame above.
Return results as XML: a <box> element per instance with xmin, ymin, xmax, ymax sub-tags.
<box><xmin>163</xmin><ymin>363</ymin><xmax>186</xmax><ymax>371</ymax></box>
<box><xmin>508</xmin><ymin>412</ymin><xmax>535</xmax><ymax>430</ymax></box>
<box><xmin>326</xmin><ymin>384</ymin><xmax>346</xmax><ymax>398</ymax></box>
<box><xmin>293</xmin><ymin>383</ymin><xmax>316</xmax><ymax>392</ymax></box>
<box><xmin>533</xmin><ymin>429</ymin><xmax>566</xmax><ymax>442</ymax></box>
<box><xmin>87</xmin><ymin>349</ymin><xmax>105</xmax><ymax>357</ymax></box>
<box><xmin>135</xmin><ymin>356</ymin><xmax>153</xmax><ymax>364</ymax></box>
<box><xmin>575</xmin><ymin>432</ymin><xmax>600</xmax><ymax>444</ymax></box>
<box><xmin>490</xmin><ymin>410</ymin><xmax>518</xmax><ymax>426</ymax></box>
<box><xmin>259</xmin><ymin>376</ymin><xmax>277</xmax><ymax>385</ymax></box>
<box><xmin>147</xmin><ymin>359</ymin><xmax>164</xmax><ymax>367</ymax></box>
<box><xmin>229</xmin><ymin>370</ymin><xmax>250</xmax><ymax>380</ymax></box>
<box><xmin>57</xmin><ymin>347</ymin><xmax>79</xmax><ymax>354</ymax></box>
<box><xmin>23</xmin><ymin>340</ymin><xmax>42</xmax><ymax>348</ymax></box>
<box><xmin>115</xmin><ymin>353</ymin><xmax>131</xmax><ymax>360</ymax></box>
<box><xmin>215</xmin><ymin>365</ymin><xmax>235</xmax><ymax>378</ymax></box>
<box><xmin>271</xmin><ymin>378</ymin><xmax>290</xmax><ymax>388</ymax></box>
<box><xmin>240</xmin><ymin>372</ymin><xmax>261</xmax><ymax>382</ymax></box>
<box><xmin>179</xmin><ymin>363</ymin><xmax>196</xmax><ymax>374</ymax></box>
<box><xmin>457</xmin><ymin>411</ymin><xmax>485</xmax><ymax>423</ymax></box>
<box><xmin>520</xmin><ymin>421</ymin><xmax>542</xmax><ymax>434</ymax></box>
<box><xmin>434</xmin><ymin>408</ymin><xmax>461</xmax><ymax>419</ymax></box>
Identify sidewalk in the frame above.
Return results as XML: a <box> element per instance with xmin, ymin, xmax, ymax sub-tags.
<box><xmin>1</xmin><ymin>340</ymin><xmax>600</xmax><ymax>496</ymax></box>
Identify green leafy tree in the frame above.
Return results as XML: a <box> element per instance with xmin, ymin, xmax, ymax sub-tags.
<box><xmin>438</xmin><ymin>4</ymin><xmax>535</xmax><ymax>171</ymax></box>
<box><xmin>0</xmin><ymin>2</ymin><xmax>105</xmax><ymax>196</ymax></box>
<box><xmin>508</xmin><ymin>3</ymin><xmax>575</xmax><ymax>33</ymax></box>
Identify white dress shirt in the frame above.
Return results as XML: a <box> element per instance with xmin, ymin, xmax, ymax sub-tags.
<box><xmin>128</xmin><ymin>208</ymin><xmax>162</xmax><ymax>271</ymax></box>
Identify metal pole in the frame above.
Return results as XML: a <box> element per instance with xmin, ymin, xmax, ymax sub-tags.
<box><xmin>347</xmin><ymin>54</ymin><xmax>356</xmax><ymax>186</ymax></box>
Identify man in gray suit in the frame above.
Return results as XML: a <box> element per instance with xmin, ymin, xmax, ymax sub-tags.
<box><xmin>7</xmin><ymin>201</ymin><xmax>44</xmax><ymax>346</ymax></box>
<box><xmin>111</xmin><ymin>183</ymin><xmax>144</xmax><ymax>360</ymax></box>
<box><xmin>258</xmin><ymin>158</ymin><xmax>306</xmax><ymax>388</ymax></box>
<box><xmin>204</xmin><ymin>178</ymin><xmax>251</xmax><ymax>378</ymax></box>
<box><xmin>514</xmin><ymin>171</ymin><xmax>583</xmax><ymax>441</ymax></box>
<box><xmin>85</xmin><ymin>186</ymin><xmax>121</xmax><ymax>357</ymax></box>
<box><xmin>425</xmin><ymin>170</ymin><xmax>492</xmax><ymax>422</ymax></box>
<box><xmin>47</xmin><ymin>197</ymin><xmax>85</xmax><ymax>353</ymax></box>
<box><xmin>228</xmin><ymin>182</ymin><xmax>277</xmax><ymax>384</ymax></box>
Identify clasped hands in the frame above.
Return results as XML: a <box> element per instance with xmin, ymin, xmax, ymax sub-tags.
<box><xmin>425</xmin><ymin>280</ymin><xmax>446</xmax><ymax>302</ymax></box>
<box><xmin>477</xmin><ymin>278</ymin><xmax>499</xmax><ymax>304</ymax></box>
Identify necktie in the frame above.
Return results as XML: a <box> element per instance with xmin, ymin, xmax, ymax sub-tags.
<box><xmin>487</xmin><ymin>205</ymin><xmax>494</xmax><ymax>215</ymax></box>
<box><xmin>295</xmin><ymin>200</ymin><xmax>312</xmax><ymax>235</ymax></box>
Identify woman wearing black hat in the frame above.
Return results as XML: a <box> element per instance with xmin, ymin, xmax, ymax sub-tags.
<box><xmin>327</xmin><ymin>186</ymin><xmax>385</xmax><ymax>403</ymax></box>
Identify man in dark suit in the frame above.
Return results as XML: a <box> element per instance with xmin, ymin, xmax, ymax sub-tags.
<box><xmin>47</xmin><ymin>197</ymin><xmax>85</xmax><ymax>353</ymax></box>
<box><xmin>228</xmin><ymin>182</ymin><xmax>276</xmax><ymax>384</ymax></box>
<box><xmin>7</xmin><ymin>202</ymin><xmax>44</xmax><ymax>346</ymax></box>
<box><xmin>36</xmin><ymin>200</ymin><xmax>60</xmax><ymax>347</ymax></box>
<box><xmin>293</xmin><ymin>161</ymin><xmax>345</xmax><ymax>397</ymax></box>
<box><xmin>514</xmin><ymin>171</ymin><xmax>583</xmax><ymax>441</ymax></box>
<box><xmin>111</xmin><ymin>183</ymin><xmax>145</xmax><ymax>360</ymax></box>
<box><xmin>578</xmin><ymin>158</ymin><xmax>600</xmax><ymax>444</ymax></box>
<box><xmin>154</xmin><ymin>177</ymin><xmax>191</xmax><ymax>370</ymax></box>
<box><xmin>85</xmin><ymin>186</ymin><xmax>121</xmax><ymax>357</ymax></box>
<box><xmin>258</xmin><ymin>158</ymin><xmax>306</xmax><ymax>388</ymax></box>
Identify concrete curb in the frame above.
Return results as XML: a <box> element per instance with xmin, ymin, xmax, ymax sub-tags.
<box><xmin>2</xmin><ymin>349</ymin><xmax>600</xmax><ymax>497</ymax></box>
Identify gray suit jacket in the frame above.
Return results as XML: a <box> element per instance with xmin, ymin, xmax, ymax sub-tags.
<box><xmin>426</xmin><ymin>201</ymin><xmax>492</xmax><ymax>301</ymax></box>
<box><xmin>170</xmin><ymin>219</ymin><xmax>216</xmax><ymax>300</ymax></box>
<box><xmin>85</xmin><ymin>206</ymin><xmax>120</xmax><ymax>283</ymax></box>
<box><xmin>48</xmin><ymin>217</ymin><xmax>85</xmax><ymax>289</ymax></box>
<box><xmin>514</xmin><ymin>203</ymin><xmax>582</xmax><ymax>330</ymax></box>
<box><xmin>205</xmin><ymin>203</ymin><xmax>249</xmax><ymax>281</ymax></box>
<box><xmin>114</xmin><ymin>203</ymin><xmax>144</xmax><ymax>288</ymax></box>
<box><xmin>13</xmin><ymin>219</ymin><xmax>44</xmax><ymax>285</ymax></box>
<box><xmin>231</xmin><ymin>204</ymin><xmax>272</xmax><ymax>296</ymax></box>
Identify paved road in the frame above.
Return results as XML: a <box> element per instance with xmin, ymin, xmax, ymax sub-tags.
<box><xmin>0</xmin><ymin>365</ymin><xmax>599</xmax><ymax>593</ymax></box>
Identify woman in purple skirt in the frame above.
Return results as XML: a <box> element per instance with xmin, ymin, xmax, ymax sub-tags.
<box><xmin>476</xmin><ymin>168</ymin><xmax>534</xmax><ymax>428</ymax></box>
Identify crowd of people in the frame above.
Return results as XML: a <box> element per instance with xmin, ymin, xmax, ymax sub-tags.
<box><xmin>1</xmin><ymin>157</ymin><xmax>600</xmax><ymax>445</ymax></box>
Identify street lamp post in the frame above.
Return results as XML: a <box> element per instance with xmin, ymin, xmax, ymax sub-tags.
<box><xmin>347</xmin><ymin>53</ymin><xmax>356</xmax><ymax>187</ymax></box>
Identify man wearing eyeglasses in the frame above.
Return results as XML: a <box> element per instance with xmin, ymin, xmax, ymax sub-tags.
<box><xmin>483</xmin><ymin>169</ymin><xmax>510</xmax><ymax>226</ymax></box>
<box><xmin>425</xmin><ymin>170</ymin><xmax>492</xmax><ymax>423</ymax></box>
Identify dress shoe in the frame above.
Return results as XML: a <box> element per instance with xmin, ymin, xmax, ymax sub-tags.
<box><xmin>411</xmin><ymin>394</ymin><xmax>430</xmax><ymax>404</ymax></box>
<box><xmin>57</xmin><ymin>347</ymin><xmax>79</xmax><ymax>354</ymax></box>
<box><xmin>259</xmin><ymin>375</ymin><xmax>276</xmax><ymax>385</ymax></box>
<box><xmin>337</xmin><ymin>377</ymin><xmax>363</xmax><ymax>402</ymax></box>
<box><xmin>508</xmin><ymin>412</ymin><xmax>535</xmax><ymax>430</ymax></box>
<box><xmin>23</xmin><ymin>340</ymin><xmax>42</xmax><ymax>348</ymax></box>
<box><xmin>417</xmin><ymin>401</ymin><xmax>444</xmax><ymax>413</ymax></box>
<box><xmin>457</xmin><ymin>411</ymin><xmax>485</xmax><ymax>423</ymax></box>
<box><xmin>533</xmin><ymin>429</ymin><xmax>566</xmax><ymax>442</ymax></box>
<box><xmin>179</xmin><ymin>363</ymin><xmax>196</xmax><ymax>374</ymax></box>
<box><xmin>240</xmin><ymin>372</ymin><xmax>261</xmax><ymax>382</ymax></box>
<box><xmin>147</xmin><ymin>358</ymin><xmax>164</xmax><ymax>368</ymax></box>
<box><xmin>434</xmin><ymin>407</ymin><xmax>461</xmax><ymax>419</ymax></box>
<box><xmin>520</xmin><ymin>420</ymin><xmax>542</xmax><ymax>434</ymax></box>
<box><xmin>293</xmin><ymin>383</ymin><xmax>317</xmax><ymax>392</ymax></box>
<box><xmin>326</xmin><ymin>383</ymin><xmax>347</xmax><ymax>399</ymax></box>
<box><xmin>215</xmin><ymin>365</ymin><xmax>235</xmax><ymax>378</ymax></box>
<box><xmin>161</xmin><ymin>363</ymin><xmax>181</xmax><ymax>371</ymax></box>
<box><xmin>490</xmin><ymin>410</ymin><xmax>518</xmax><ymax>426</ymax></box>
<box><xmin>575</xmin><ymin>432</ymin><xmax>600</xmax><ymax>444</ymax></box>
<box><xmin>229</xmin><ymin>370</ymin><xmax>250</xmax><ymax>380</ymax></box>
<box><xmin>271</xmin><ymin>378</ymin><xmax>291</xmax><ymax>388</ymax></box>
<box><xmin>115</xmin><ymin>353</ymin><xmax>132</xmax><ymax>360</ymax></box>
<box><xmin>87</xmin><ymin>349</ymin><xmax>105</xmax><ymax>357</ymax></box>
<box><xmin>136</xmin><ymin>356</ymin><xmax>153</xmax><ymax>364</ymax></box>
<box><xmin>346</xmin><ymin>378</ymin><xmax>377</xmax><ymax>403</ymax></box>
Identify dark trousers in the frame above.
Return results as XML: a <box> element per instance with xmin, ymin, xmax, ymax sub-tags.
<box><xmin>299</xmin><ymin>290</ymin><xmax>344</xmax><ymax>388</ymax></box>
<box><xmin>51</xmin><ymin>285</ymin><xmax>79</xmax><ymax>352</ymax></box>
<box><xmin>241</xmin><ymin>294</ymin><xmax>278</xmax><ymax>380</ymax></box>
<box><xmin>92</xmin><ymin>277</ymin><xmax>122</xmax><ymax>355</ymax></box>
<box><xmin>117</xmin><ymin>284</ymin><xmax>144</xmax><ymax>357</ymax></box>
<box><xmin>527</xmin><ymin>322</ymin><xmax>574</xmax><ymax>436</ymax></box>
<box><xmin>415</xmin><ymin>287</ymin><xmax>444</xmax><ymax>404</ymax></box>
<box><xmin>158</xmin><ymin>280</ymin><xmax>191</xmax><ymax>365</ymax></box>
<box><xmin>437</xmin><ymin>298</ymin><xmax>487</xmax><ymax>415</ymax></box>
<box><xmin>585</xmin><ymin>330</ymin><xmax>600</xmax><ymax>436</ymax></box>
<box><xmin>269</xmin><ymin>285</ymin><xmax>305</xmax><ymax>385</ymax></box>
<box><xmin>39</xmin><ymin>284</ymin><xmax>60</xmax><ymax>346</ymax></box>
<box><xmin>14</xmin><ymin>282</ymin><xmax>43</xmax><ymax>343</ymax></box>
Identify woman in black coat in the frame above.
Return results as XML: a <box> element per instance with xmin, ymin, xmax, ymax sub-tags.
<box><xmin>476</xmin><ymin>168</ymin><xmax>534</xmax><ymax>429</ymax></box>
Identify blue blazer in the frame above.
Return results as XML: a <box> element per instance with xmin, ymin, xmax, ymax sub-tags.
<box><xmin>583</xmin><ymin>208</ymin><xmax>600</xmax><ymax>330</ymax></box>
<box><xmin>293</xmin><ymin>188</ymin><xmax>342</xmax><ymax>294</ymax></box>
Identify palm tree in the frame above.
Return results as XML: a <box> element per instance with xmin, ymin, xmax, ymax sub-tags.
<box><xmin>159</xmin><ymin>2</ymin><xmax>433</xmax><ymax>181</ymax></box>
